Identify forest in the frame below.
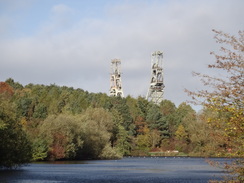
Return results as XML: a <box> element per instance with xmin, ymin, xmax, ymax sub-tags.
<box><xmin>0</xmin><ymin>30</ymin><xmax>243</xmax><ymax>182</ymax></box>
<box><xmin>0</xmin><ymin>78</ymin><xmax>204</xmax><ymax>162</ymax></box>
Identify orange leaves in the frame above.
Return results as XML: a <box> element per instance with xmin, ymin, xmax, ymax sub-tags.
<box><xmin>134</xmin><ymin>116</ymin><xmax>147</xmax><ymax>135</ymax></box>
<box><xmin>49</xmin><ymin>132</ymin><xmax>68</xmax><ymax>160</ymax></box>
<box><xmin>185</xmin><ymin>29</ymin><xmax>244</xmax><ymax>159</ymax></box>
<box><xmin>0</xmin><ymin>82</ymin><xmax>14</xmax><ymax>97</ymax></box>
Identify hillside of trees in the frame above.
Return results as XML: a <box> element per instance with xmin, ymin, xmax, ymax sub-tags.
<box><xmin>1</xmin><ymin>78</ymin><xmax>202</xmax><ymax>162</ymax></box>
<box><xmin>0</xmin><ymin>30</ymin><xmax>243</xmax><ymax>182</ymax></box>
<box><xmin>0</xmin><ymin>76</ymin><xmax>240</xmax><ymax>164</ymax></box>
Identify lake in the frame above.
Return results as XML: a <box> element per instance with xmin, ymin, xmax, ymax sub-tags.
<box><xmin>0</xmin><ymin>157</ymin><xmax>228</xmax><ymax>183</ymax></box>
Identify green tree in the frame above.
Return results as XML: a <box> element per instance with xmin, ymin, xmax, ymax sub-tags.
<box><xmin>156</xmin><ymin>116</ymin><xmax>170</xmax><ymax>138</ymax></box>
<box><xmin>136</xmin><ymin>96</ymin><xmax>149</xmax><ymax>119</ymax></box>
<box><xmin>146</xmin><ymin>103</ymin><xmax>170</xmax><ymax>142</ymax></box>
<box><xmin>31</xmin><ymin>137</ymin><xmax>48</xmax><ymax>161</ymax></box>
<box><xmin>66</xmin><ymin>89</ymin><xmax>89</xmax><ymax>114</ymax></box>
<box><xmin>110</xmin><ymin>97</ymin><xmax>134</xmax><ymax>135</ymax></box>
<box><xmin>188</xmin><ymin>109</ymin><xmax>225</xmax><ymax>156</ymax></box>
<box><xmin>16</xmin><ymin>97</ymin><xmax>33</xmax><ymax>118</ymax></box>
<box><xmin>0</xmin><ymin>96</ymin><xmax>32</xmax><ymax>168</ymax></box>
<box><xmin>79</xmin><ymin>108</ymin><xmax>120</xmax><ymax>159</ymax></box>
<box><xmin>146</xmin><ymin>103</ymin><xmax>162</xmax><ymax>128</ymax></box>
<box><xmin>159</xmin><ymin>100</ymin><xmax>178</xmax><ymax>148</ymax></box>
<box><xmin>134</xmin><ymin>125</ymin><xmax>151</xmax><ymax>155</ymax></box>
<box><xmin>33</xmin><ymin>103</ymin><xmax>48</xmax><ymax>119</ymax></box>
<box><xmin>160</xmin><ymin>99</ymin><xmax>177</xmax><ymax>116</ymax></box>
<box><xmin>5</xmin><ymin>78</ymin><xmax>23</xmax><ymax>90</ymax></box>
<box><xmin>175</xmin><ymin>102</ymin><xmax>196</xmax><ymax>127</ymax></box>
<box><xmin>126</xmin><ymin>95</ymin><xmax>140</xmax><ymax>121</ymax></box>
<box><xmin>115</xmin><ymin>124</ymin><xmax>131</xmax><ymax>156</ymax></box>
<box><xmin>39</xmin><ymin>114</ymin><xmax>83</xmax><ymax>160</ymax></box>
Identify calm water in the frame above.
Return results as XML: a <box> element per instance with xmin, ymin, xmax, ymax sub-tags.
<box><xmin>0</xmin><ymin>157</ymin><xmax>228</xmax><ymax>183</ymax></box>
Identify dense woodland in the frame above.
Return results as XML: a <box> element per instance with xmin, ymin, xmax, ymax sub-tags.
<box><xmin>0</xmin><ymin>78</ymin><xmax>203</xmax><ymax>161</ymax></box>
<box><xmin>0</xmin><ymin>77</ymin><xmax>241</xmax><ymax>162</ymax></box>
<box><xmin>0</xmin><ymin>30</ymin><xmax>243</xmax><ymax>181</ymax></box>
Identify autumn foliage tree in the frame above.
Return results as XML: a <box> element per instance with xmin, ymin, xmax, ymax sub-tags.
<box><xmin>185</xmin><ymin>30</ymin><xmax>244</xmax><ymax>181</ymax></box>
<box><xmin>0</xmin><ymin>94</ymin><xmax>32</xmax><ymax>168</ymax></box>
<box><xmin>0</xmin><ymin>82</ymin><xmax>14</xmax><ymax>97</ymax></box>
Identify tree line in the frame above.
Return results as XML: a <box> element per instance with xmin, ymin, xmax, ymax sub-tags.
<box><xmin>0</xmin><ymin>76</ymin><xmax>240</xmax><ymax>164</ymax></box>
<box><xmin>0</xmin><ymin>29</ymin><xmax>243</xmax><ymax>182</ymax></box>
<box><xmin>0</xmin><ymin>78</ymin><xmax>222</xmax><ymax>164</ymax></box>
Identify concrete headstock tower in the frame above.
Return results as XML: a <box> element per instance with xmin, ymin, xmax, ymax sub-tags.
<box><xmin>146</xmin><ymin>51</ymin><xmax>165</xmax><ymax>105</ymax></box>
<box><xmin>109</xmin><ymin>59</ymin><xmax>124</xmax><ymax>97</ymax></box>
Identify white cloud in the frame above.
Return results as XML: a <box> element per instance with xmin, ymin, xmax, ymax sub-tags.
<box><xmin>51</xmin><ymin>4</ymin><xmax>72</xmax><ymax>15</ymax></box>
<box><xmin>0</xmin><ymin>0</ymin><xmax>243</xmax><ymax>109</ymax></box>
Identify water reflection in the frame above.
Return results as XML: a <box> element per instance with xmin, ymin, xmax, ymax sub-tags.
<box><xmin>0</xmin><ymin>157</ymin><xmax>226</xmax><ymax>183</ymax></box>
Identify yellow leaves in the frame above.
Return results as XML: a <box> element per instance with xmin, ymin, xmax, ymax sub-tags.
<box><xmin>175</xmin><ymin>124</ymin><xmax>188</xmax><ymax>140</ymax></box>
<box><xmin>205</xmin><ymin>100</ymin><xmax>243</xmax><ymax>147</ymax></box>
<box><xmin>142</xmin><ymin>125</ymin><xmax>150</xmax><ymax>134</ymax></box>
<box><xmin>186</xmin><ymin>30</ymin><xmax>244</xmax><ymax>180</ymax></box>
<box><xmin>20</xmin><ymin>117</ymin><xmax>27</xmax><ymax>126</ymax></box>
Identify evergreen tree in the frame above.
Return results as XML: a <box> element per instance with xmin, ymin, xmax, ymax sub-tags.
<box><xmin>0</xmin><ymin>95</ymin><xmax>32</xmax><ymax>168</ymax></box>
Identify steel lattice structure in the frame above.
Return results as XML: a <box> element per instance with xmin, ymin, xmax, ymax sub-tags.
<box><xmin>109</xmin><ymin>59</ymin><xmax>124</xmax><ymax>97</ymax></box>
<box><xmin>146</xmin><ymin>51</ymin><xmax>165</xmax><ymax>105</ymax></box>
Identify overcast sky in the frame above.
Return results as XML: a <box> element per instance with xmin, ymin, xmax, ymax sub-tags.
<box><xmin>0</xmin><ymin>0</ymin><xmax>243</xmax><ymax>109</ymax></box>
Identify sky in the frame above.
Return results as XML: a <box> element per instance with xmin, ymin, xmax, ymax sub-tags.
<box><xmin>0</xmin><ymin>0</ymin><xmax>243</xmax><ymax>109</ymax></box>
